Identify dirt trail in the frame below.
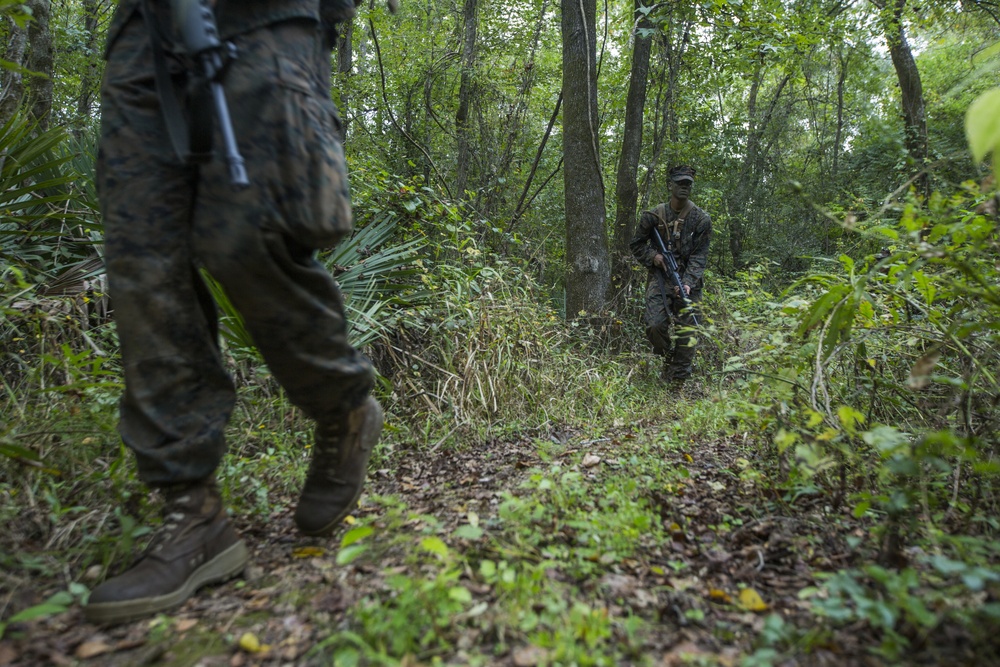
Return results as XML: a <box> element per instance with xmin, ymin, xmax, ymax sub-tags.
<box><xmin>0</xmin><ymin>425</ymin><xmax>970</xmax><ymax>666</ymax></box>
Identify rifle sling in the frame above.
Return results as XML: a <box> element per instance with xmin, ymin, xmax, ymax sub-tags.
<box><xmin>142</xmin><ymin>0</ymin><xmax>213</xmax><ymax>165</ymax></box>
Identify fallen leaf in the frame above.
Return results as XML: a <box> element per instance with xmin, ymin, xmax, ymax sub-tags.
<box><xmin>175</xmin><ymin>618</ymin><xmax>198</xmax><ymax>632</ymax></box>
<box><xmin>738</xmin><ymin>587</ymin><xmax>769</xmax><ymax>612</ymax></box>
<box><xmin>708</xmin><ymin>588</ymin><xmax>732</xmax><ymax>603</ymax></box>
<box><xmin>513</xmin><ymin>645</ymin><xmax>549</xmax><ymax>666</ymax></box>
<box><xmin>683</xmin><ymin>453</ymin><xmax>694</xmax><ymax>463</ymax></box>
<box><xmin>661</xmin><ymin>641</ymin><xmax>710</xmax><ymax>666</ymax></box>
<box><xmin>238</xmin><ymin>632</ymin><xmax>262</xmax><ymax>653</ymax></box>
<box><xmin>292</xmin><ymin>546</ymin><xmax>326</xmax><ymax>559</ymax></box>
<box><xmin>0</xmin><ymin>643</ymin><xmax>18</xmax><ymax>666</ymax></box>
<box><xmin>343</xmin><ymin>515</ymin><xmax>357</xmax><ymax>525</ymax></box>
<box><xmin>907</xmin><ymin>350</ymin><xmax>940</xmax><ymax>390</ymax></box>
<box><xmin>75</xmin><ymin>640</ymin><xmax>111</xmax><ymax>659</ymax></box>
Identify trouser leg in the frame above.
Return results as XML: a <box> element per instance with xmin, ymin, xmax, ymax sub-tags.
<box><xmin>643</xmin><ymin>279</ymin><xmax>673</xmax><ymax>359</ymax></box>
<box><xmin>98</xmin><ymin>11</ymin><xmax>235</xmax><ymax>486</ymax></box>
<box><xmin>193</xmin><ymin>20</ymin><xmax>374</xmax><ymax>423</ymax></box>
<box><xmin>668</xmin><ymin>300</ymin><xmax>701</xmax><ymax>380</ymax></box>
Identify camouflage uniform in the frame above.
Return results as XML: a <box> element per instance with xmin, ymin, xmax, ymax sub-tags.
<box><xmin>630</xmin><ymin>200</ymin><xmax>712</xmax><ymax>381</ymax></box>
<box><xmin>99</xmin><ymin>0</ymin><xmax>374</xmax><ymax>486</ymax></box>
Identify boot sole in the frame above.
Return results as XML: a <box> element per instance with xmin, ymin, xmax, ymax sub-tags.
<box><xmin>296</xmin><ymin>399</ymin><xmax>384</xmax><ymax>537</ymax></box>
<box><xmin>83</xmin><ymin>540</ymin><xmax>250</xmax><ymax>625</ymax></box>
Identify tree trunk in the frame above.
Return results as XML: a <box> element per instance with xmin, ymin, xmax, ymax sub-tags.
<box><xmin>881</xmin><ymin>0</ymin><xmax>927</xmax><ymax>193</ymax></box>
<box><xmin>26</xmin><ymin>0</ymin><xmax>53</xmax><ymax>129</ymax></box>
<box><xmin>639</xmin><ymin>17</ymin><xmax>690</xmax><ymax>209</ymax></box>
<box><xmin>337</xmin><ymin>20</ymin><xmax>353</xmax><ymax>142</ymax></box>
<box><xmin>562</xmin><ymin>0</ymin><xmax>609</xmax><ymax>317</ymax></box>
<box><xmin>727</xmin><ymin>64</ymin><xmax>791</xmax><ymax>270</ymax></box>
<box><xmin>0</xmin><ymin>17</ymin><xmax>29</xmax><ymax>126</ymax></box>
<box><xmin>75</xmin><ymin>0</ymin><xmax>103</xmax><ymax>131</ymax></box>
<box><xmin>454</xmin><ymin>0</ymin><xmax>479</xmax><ymax>198</ymax></box>
<box><xmin>610</xmin><ymin>0</ymin><xmax>652</xmax><ymax>304</ymax></box>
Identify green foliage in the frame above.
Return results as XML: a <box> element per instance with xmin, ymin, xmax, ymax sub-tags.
<box><xmin>966</xmin><ymin>87</ymin><xmax>1000</xmax><ymax>181</ymax></box>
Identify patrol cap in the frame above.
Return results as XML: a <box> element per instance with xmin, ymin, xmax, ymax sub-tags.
<box><xmin>669</xmin><ymin>165</ymin><xmax>696</xmax><ymax>182</ymax></box>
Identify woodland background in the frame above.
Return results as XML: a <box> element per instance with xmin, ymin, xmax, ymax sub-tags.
<box><xmin>2</xmin><ymin>0</ymin><xmax>1000</xmax><ymax>664</ymax></box>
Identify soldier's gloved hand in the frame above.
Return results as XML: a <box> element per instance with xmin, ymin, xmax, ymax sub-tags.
<box><xmin>653</xmin><ymin>253</ymin><xmax>666</xmax><ymax>271</ymax></box>
<box><xmin>673</xmin><ymin>284</ymin><xmax>691</xmax><ymax>297</ymax></box>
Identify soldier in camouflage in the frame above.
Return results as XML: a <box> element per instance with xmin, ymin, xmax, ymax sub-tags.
<box><xmin>630</xmin><ymin>165</ymin><xmax>712</xmax><ymax>384</ymax></box>
<box><xmin>84</xmin><ymin>0</ymin><xmax>382</xmax><ymax>624</ymax></box>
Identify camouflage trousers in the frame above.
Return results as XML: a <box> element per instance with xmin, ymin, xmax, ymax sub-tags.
<box><xmin>643</xmin><ymin>278</ymin><xmax>701</xmax><ymax>380</ymax></box>
<box><xmin>98</xmin><ymin>12</ymin><xmax>374</xmax><ymax>486</ymax></box>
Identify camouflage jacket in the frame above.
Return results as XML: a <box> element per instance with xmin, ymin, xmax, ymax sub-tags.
<box><xmin>629</xmin><ymin>201</ymin><xmax>712</xmax><ymax>292</ymax></box>
<box><xmin>106</xmin><ymin>0</ymin><xmax>358</xmax><ymax>56</ymax></box>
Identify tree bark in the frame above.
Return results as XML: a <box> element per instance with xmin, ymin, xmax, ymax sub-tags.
<box><xmin>337</xmin><ymin>20</ymin><xmax>354</xmax><ymax>142</ymax></box>
<box><xmin>0</xmin><ymin>16</ymin><xmax>29</xmax><ymax>127</ymax></box>
<box><xmin>562</xmin><ymin>0</ymin><xmax>609</xmax><ymax>317</ymax></box>
<box><xmin>610</xmin><ymin>0</ymin><xmax>653</xmax><ymax>304</ymax></box>
<box><xmin>75</xmin><ymin>0</ymin><xmax>103</xmax><ymax>131</ymax></box>
<box><xmin>881</xmin><ymin>0</ymin><xmax>927</xmax><ymax>193</ymax></box>
<box><xmin>454</xmin><ymin>0</ymin><xmax>479</xmax><ymax>198</ymax></box>
<box><xmin>26</xmin><ymin>0</ymin><xmax>53</xmax><ymax>129</ymax></box>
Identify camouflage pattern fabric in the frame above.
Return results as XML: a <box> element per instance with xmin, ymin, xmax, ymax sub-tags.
<box><xmin>641</xmin><ymin>282</ymin><xmax>700</xmax><ymax>379</ymax></box>
<box><xmin>630</xmin><ymin>202</ymin><xmax>712</xmax><ymax>380</ymax></box>
<box><xmin>98</xmin><ymin>6</ymin><xmax>374</xmax><ymax>485</ymax></box>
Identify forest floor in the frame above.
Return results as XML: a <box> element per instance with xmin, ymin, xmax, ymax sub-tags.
<box><xmin>0</xmin><ymin>397</ymin><xmax>989</xmax><ymax>667</ymax></box>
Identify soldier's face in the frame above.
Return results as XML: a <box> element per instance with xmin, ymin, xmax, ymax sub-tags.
<box><xmin>670</xmin><ymin>178</ymin><xmax>693</xmax><ymax>201</ymax></box>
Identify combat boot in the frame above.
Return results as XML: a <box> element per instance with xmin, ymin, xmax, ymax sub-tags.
<box><xmin>84</xmin><ymin>478</ymin><xmax>248</xmax><ymax>625</ymax></box>
<box><xmin>659</xmin><ymin>360</ymin><xmax>674</xmax><ymax>384</ymax></box>
<box><xmin>295</xmin><ymin>396</ymin><xmax>384</xmax><ymax>536</ymax></box>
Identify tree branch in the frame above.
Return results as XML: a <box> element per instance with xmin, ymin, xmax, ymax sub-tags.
<box><xmin>369</xmin><ymin>18</ymin><xmax>453</xmax><ymax>199</ymax></box>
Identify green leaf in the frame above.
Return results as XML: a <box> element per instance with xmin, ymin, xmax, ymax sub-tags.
<box><xmin>340</xmin><ymin>526</ymin><xmax>374</xmax><ymax>548</ymax></box>
<box><xmin>453</xmin><ymin>524</ymin><xmax>484</xmax><ymax>540</ymax></box>
<box><xmin>420</xmin><ymin>536</ymin><xmax>450</xmax><ymax>558</ymax></box>
<box><xmin>837</xmin><ymin>406</ymin><xmax>865</xmax><ymax>436</ymax></box>
<box><xmin>929</xmin><ymin>554</ymin><xmax>966</xmax><ymax>576</ymax></box>
<box><xmin>966</xmin><ymin>88</ymin><xmax>1000</xmax><ymax>163</ymax></box>
<box><xmin>862</xmin><ymin>425</ymin><xmax>910</xmax><ymax>457</ymax></box>
<box><xmin>335</xmin><ymin>544</ymin><xmax>369</xmax><ymax>565</ymax></box>
<box><xmin>0</xmin><ymin>442</ymin><xmax>41</xmax><ymax>462</ymax></box>
<box><xmin>448</xmin><ymin>586</ymin><xmax>472</xmax><ymax>603</ymax></box>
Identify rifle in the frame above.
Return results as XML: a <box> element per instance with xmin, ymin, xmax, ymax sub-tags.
<box><xmin>144</xmin><ymin>0</ymin><xmax>249</xmax><ymax>187</ymax></box>
<box><xmin>171</xmin><ymin>0</ymin><xmax>249</xmax><ymax>187</ymax></box>
<box><xmin>650</xmin><ymin>226</ymin><xmax>699</xmax><ymax>327</ymax></box>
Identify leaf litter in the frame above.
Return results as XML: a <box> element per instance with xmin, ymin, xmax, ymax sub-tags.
<box><xmin>0</xmin><ymin>423</ymin><xmax>990</xmax><ymax>665</ymax></box>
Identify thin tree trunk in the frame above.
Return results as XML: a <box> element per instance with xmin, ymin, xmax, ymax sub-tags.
<box><xmin>881</xmin><ymin>0</ymin><xmax>927</xmax><ymax>194</ymax></box>
<box><xmin>481</xmin><ymin>0</ymin><xmax>550</xmax><ymax>220</ymax></box>
<box><xmin>611</xmin><ymin>0</ymin><xmax>653</xmax><ymax>304</ymax></box>
<box><xmin>26</xmin><ymin>0</ymin><xmax>53</xmax><ymax>129</ymax></box>
<box><xmin>75</xmin><ymin>0</ymin><xmax>103</xmax><ymax>131</ymax></box>
<box><xmin>727</xmin><ymin>65</ymin><xmax>791</xmax><ymax>270</ymax></box>
<box><xmin>0</xmin><ymin>17</ymin><xmax>29</xmax><ymax>126</ymax></box>
<box><xmin>454</xmin><ymin>0</ymin><xmax>479</xmax><ymax>198</ymax></box>
<box><xmin>562</xmin><ymin>0</ymin><xmax>609</xmax><ymax>317</ymax></box>
<box><xmin>510</xmin><ymin>91</ymin><xmax>562</xmax><ymax>230</ymax></box>
<box><xmin>337</xmin><ymin>20</ymin><xmax>354</xmax><ymax>142</ymax></box>
<box><xmin>640</xmin><ymin>17</ymin><xmax>690</xmax><ymax>209</ymax></box>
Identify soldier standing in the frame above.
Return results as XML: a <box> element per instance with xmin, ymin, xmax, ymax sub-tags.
<box><xmin>630</xmin><ymin>165</ymin><xmax>712</xmax><ymax>384</ymax></box>
<box><xmin>84</xmin><ymin>0</ymin><xmax>382</xmax><ymax>623</ymax></box>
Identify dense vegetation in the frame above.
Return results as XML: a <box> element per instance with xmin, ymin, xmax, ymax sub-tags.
<box><xmin>2</xmin><ymin>0</ymin><xmax>1000</xmax><ymax>664</ymax></box>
